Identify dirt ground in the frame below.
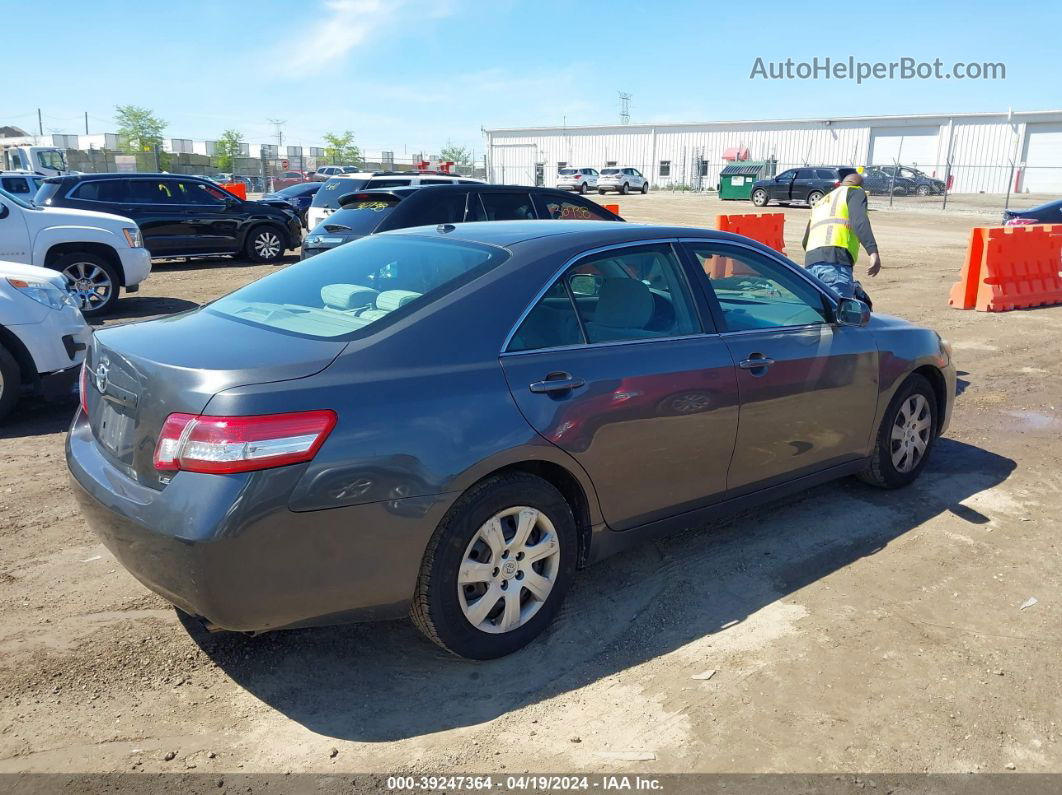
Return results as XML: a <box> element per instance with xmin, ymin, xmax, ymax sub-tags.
<box><xmin>1</xmin><ymin>193</ymin><xmax>1060</xmax><ymax>778</ymax></box>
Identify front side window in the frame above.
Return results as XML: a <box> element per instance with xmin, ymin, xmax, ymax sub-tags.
<box><xmin>474</xmin><ymin>192</ymin><xmax>536</xmax><ymax>221</ymax></box>
<box><xmin>776</xmin><ymin>169</ymin><xmax>797</xmax><ymax>181</ymax></box>
<box><xmin>126</xmin><ymin>179</ymin><xmax>179</xmax><ymax>203</ymax></box>
<box><xmin>685</xmin><ymin>243</ymin><xmax>829</xmax><ymax>332</ymax></box>
<box><xmin>209</xmin><ymin>235</ymin><xmax>508</xmax><ymax>340</ymax></box>
<box><xmin>173</xmin><ymin>180</ymin><xmax>228</xmax><ymax>204</ymax></box>
<box><xmin>37</xmin><ymin>150</ymin><xmax>67</xmax><ymax>172</ymax></box>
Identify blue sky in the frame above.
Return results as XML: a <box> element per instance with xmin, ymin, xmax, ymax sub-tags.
<box><xmin>2</xmin><ymin>0</ymin><xmax>1056</xmax><ymax>154</ymax></box>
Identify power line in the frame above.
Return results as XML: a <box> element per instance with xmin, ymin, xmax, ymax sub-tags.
<box><xmin>267</xmin><ymin>118</ymin><xmax>286</xmax><ymax>152</ymax></box>
<box><xmin>618</xmin><ymin>92</ymin><xmax>631</xmax><ymax>125</ymax></box>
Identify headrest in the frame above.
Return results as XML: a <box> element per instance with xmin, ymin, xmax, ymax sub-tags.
<box><xmin>594</xmin><ymin>279</ymin><xmax>653</xmax><ymax>329</ymax></box>
<box><xmin>321</xmin><ymin>284</ymin><xmax>378</xmax><ymax>311</ymax></box>
<box><xmin>375</xmin><ymin>290</ymin><xmax>422</xmax><ymax>312</ymax></box>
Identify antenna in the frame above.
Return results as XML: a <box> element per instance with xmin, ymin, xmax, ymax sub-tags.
<box><xmin>618</xmin><ymin>92</ymin><xmax>631</xmax><ymax>125</ymax></box>
<box><xmin>267</xmin><ymin>118</ymin><xmax>286</xmax><ymax>151</ymax></box>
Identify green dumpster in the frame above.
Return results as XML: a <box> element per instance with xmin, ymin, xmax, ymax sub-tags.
<box><xmin>719</xmin><ymin>161</ymin><xmax>774</xmax><ymax>201</ymax></box>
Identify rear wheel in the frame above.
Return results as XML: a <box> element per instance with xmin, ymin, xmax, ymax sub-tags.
<box><xmin>578</xmin><ymin>182</ymin><xmax>587</xmax><ymax>195</ymax></box>
<box><xmin>51</xmin><ymin>251</ymin><xmax>120</xmax><ymax>317</ymax></box>
<box><xmin>620</xmin><ymin>182</ymin><xmax>630</xmax><ymax>195</ymax></box>
<box><xmin>0</xmin><ymin>344</ymin><xmax>21</xmax><ymax>421</ymax></box>
<box><xmin>640</xmin><ymin>181</ymin><xmax>649</xmax><ymax>194</ymax></box>
<box><xmin>597</xmin><ymin>189</ymin><xmax>606</xmax><ymax>195</ymax></box>
<box><xmin>411</xmin><ymin>473</ymin><xmax>577</xmax><ymax>659</ymax></box>
<box><xmin>807</xmin><ymin>190</ymin><xmax>824</xmax><ymax>205</ymax></box>
<box><xmin>858</xmin><ymin>373</ymin><xmax>937</xmax><ymax>489</ymax></box>
<box><xmin>245</xmin><ymin>226</ymin><xmax>285</xmax><ymax>263</ymax></box>
<box><xmin>751</xmin><ymin>188</ymin><xmax>769</xmax><ymax>207</ymax></box>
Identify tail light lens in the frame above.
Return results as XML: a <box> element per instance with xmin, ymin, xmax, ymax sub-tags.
<box><xmin>573</xmin><ymin>173</ymin><xmax>582</xmax><ymax>180</ymax></box>
<box><xmin>79</xmin><ymin>363</ymin><xmax>88</xmax><ymax>415</ymax></box>
<box><xmin>1004</xmin><ymin>217</ymin><xmax>1035</xmax><ymax>226</ymax></box>
<box><xmin>834</xmin><ymin>180</ymin><xmax>841</xmax><ymax>187</ymax></box>
<box><xmin>153</xmin><ymin>410</ymin><xmax>337</xmax><ymax>474</ymax></box>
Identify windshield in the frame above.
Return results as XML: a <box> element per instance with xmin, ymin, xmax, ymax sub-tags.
<box><xmin>208</xmin><ymin>235</ymin><xmax>508</xmax><ymax>340</ymax></box>
<box><xmin>0</xmin><ymin>186</ymin><xmax>37</xmax><ymax>210</ymax></box>
<box><xmin>37</xmin><ymin>150</ymin><xmax>67</xmax><ymax>172</ymax></box>
<box><xmin>277</xmin><ymin>183</ymin><xmax>317</xmax><ymax>197</ymax></box>
<box><xmin>311</xmin><ymin>177</ymin><xmax>370</xmax><ymax>209</ymax></box>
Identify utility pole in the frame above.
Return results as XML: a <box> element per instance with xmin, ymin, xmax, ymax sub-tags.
<box><xmin>268</xmin><ymin>118</ymin><xmax>286</xmax><ymax>153</ymax></box>
<box><xmin>84</xmin><ymin>111</ymin><xmax>89</xmax><ymax>135</ymax></box>
<box><xmin>618</xmin><ymin>92</ymin><xmax>631</xmax><ymax>125</ymax></box>
<box><xmin>37</xmin><ymin>108</ymin><xmax>43</xmax><ymax>136</ymax></box>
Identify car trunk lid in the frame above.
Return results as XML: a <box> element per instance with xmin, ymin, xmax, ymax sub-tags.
<box><xmin>84</xmin><ymin>308</ymin><xmax>346</xmax><ymax>488</ymax></box>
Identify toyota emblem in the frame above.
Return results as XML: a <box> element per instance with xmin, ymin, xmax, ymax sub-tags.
<box><xmin>94</xmin><ymin>359</ymin><xmax>109</xmax><ymax>393</ymax></box>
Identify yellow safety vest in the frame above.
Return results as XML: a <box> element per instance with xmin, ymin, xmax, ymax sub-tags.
<box><xmin>806</xmin><ymin>185</ymin><xmax>863</xmax><ymax>264</ymax></box>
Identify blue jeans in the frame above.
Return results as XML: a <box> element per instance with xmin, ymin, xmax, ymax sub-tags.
<box><xmin>806</xmin><ymin>262</ymin><xmax>855</xmax><ymax>299</ymax></box>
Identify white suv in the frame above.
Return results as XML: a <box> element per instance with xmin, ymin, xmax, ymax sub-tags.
<box><xmin>306</xmin><ymin>172</ymin><xmax>482</xmax><ymax>230</ymax></box>
<box><xmin>598</xmin><ymin>167</ymin><xmax>648</xmax><ymax>195</ymax></box>
<box><xmin>0</xmin><ymin>260</ymin><xmax>91</xmax><ymax>421</ymax></box>
<box><xmin>0</xmin><ymin>186</ymin><xmax>151</xmax><ymax>317</ymax></box>
<box><xmin>555</xmin><ymin>167</ymin><xmax>598</xmax><ymax>194</ymax></box>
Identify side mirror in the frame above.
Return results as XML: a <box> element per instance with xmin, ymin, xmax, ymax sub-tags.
<box><xmin>836</xmin><ymin>297</ymin><xmax>871</xmax><ymax>327</ymax></box>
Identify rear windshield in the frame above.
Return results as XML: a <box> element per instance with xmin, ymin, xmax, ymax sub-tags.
<box><xmin>558</xmin><ymin>168</ymin><xmax>577</xmax><ymax>175</ymax></box>
<box><xmin>277</xmin><ymin>182</ymin><xmax>319</xmax><ymax>197</ymax></box>
<box><xmin>33</xmin><ymin>180</ymin><xmax>63</xmax><ymax>206</ymax></box>
<box><xmin>312</xmin><ymin>196</ymin><xmax>402</xmax><ymax>234</ymax></box>
<box><xmin>208</xmin><ymin>235</ymin><xmax>508</xmax><ymax>340</ymax></box>
<box><xmin>600</xmin><ymin>168</ymin><xmax>621</xmax><ymax>175</ymax></box>
<box><xmin>311</xmin><ymin>177</ymin><xmax>370</xmax><ymax>209</ymax></box>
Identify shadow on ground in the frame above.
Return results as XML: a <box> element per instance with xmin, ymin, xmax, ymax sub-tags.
<box><xmin>188</xmin><ymin>437</ymin><xmax>1015</xmax><ymax>743</ymax></box>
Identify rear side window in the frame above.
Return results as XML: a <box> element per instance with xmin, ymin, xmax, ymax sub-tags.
<box><xmin>795</xmin><ymin>169</ymin><xmax>815</xmax><ymax>179</ymax></box>
<box><xmin>816</xmin><ymin>169</ymin><xmax>837</xmax><ymax>180</ymax></box>
<box><xmin>71</xmin><ymin>179</ymin><xmax>127</xmax><ymax>202</ymax></box>
<box><xmin>209</xmin><ymin>236</ymin><xmax>508</xmax><ymax>340</ymax></box>
<box><xmin>126</xmin><ymin>180</ymin><xmax>181</xmax><ymax>203</ymax></box>
<box><xmin>418</xmin><ymin>178</ymin><xmax>454</xmax><ymax>184</ymax></box>
<box><xmin>312</xmin><ymin>177</ymin><xmax>370</xmax><ymax>209</ymax></box>
<box><xmin>535</xmin><ymin>194</ymin><xmax>614</xmax><ymax>221</ymax></box>
<box><xmin>367</xmin><ymin>178</ymin><xmax>411</xmax><ymax>189</ymax></box>
<box><xmin>472</xmin><ymin>192</ymin><xmax>536</xmax><ymax>221</ymax></box>
<box><xmin>399</xmin><ymin>191</ymin><xmax>468</xmax><ymax>227</ymax></box>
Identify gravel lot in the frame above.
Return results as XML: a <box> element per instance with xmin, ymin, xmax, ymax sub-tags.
<box><xmin>1</xmin><ymin>193</ymin><xmax>1059</xmax><ymax>776</ymax></box>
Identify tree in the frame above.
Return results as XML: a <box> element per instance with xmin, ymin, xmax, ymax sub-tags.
<box><xmin>215</xmin><ymin>129</ymin><xmax>243</xmax><ymax>172</ymax></box>
<box><xmin>439</xmin><ymin>140</ymin><xmax>472</xmax><ymax>169</ymax></box>
<box><xmin>114</xmin><ymin>105</ymin><xmax>166</xmax><ymax>154</ymax></box>
<box><xmin>322</xmin><ymin>131</ymin><xmax>361</xmax><ymax>166</ymax></box>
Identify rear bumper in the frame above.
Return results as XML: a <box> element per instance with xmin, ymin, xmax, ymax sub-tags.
<box><xmin>66</xmin><ymin>412</ymin><xmax>452</xmax><ymax>632</ymax></box>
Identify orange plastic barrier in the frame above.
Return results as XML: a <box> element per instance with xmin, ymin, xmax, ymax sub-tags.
<box><xmin>948</xmin><ymin>224</ymin><xmax>1062</xmax><ymax>312</ymax></box>
<box><xmin>715</xmin><ymin>212</ymin><xmax>785</xmax><ymax>254</ymax></box>
<box><xmin>221</xmin><ymin>182</ymin><xmax>247</xmax><ymax>200</ymax></box>
<box><xmin>603</xmin><ymin>203</ymin><xmax>620</xmax><ymax>215</ymax></box>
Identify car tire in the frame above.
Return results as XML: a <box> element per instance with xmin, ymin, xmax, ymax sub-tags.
<box><xmin>640</xmin><ymin>181</ymin><xmax>649</xmax><ymax>194</ymax></box>
<box><xmin>620</xmin><ymin>182</ymin><xmax>629</xmax><ymax>195</ymax></box>
<box><xmin>598</xmin><ymin>189</ymin><xmax>606</xmax><ymax>194</ymax></box>
<box><xmin>0</xmin><ymin>343</ymin><xmax>21</xmax><ymax>422</ymax></box>
<box><xmin>751</xmin><ymin>188</ymin><xmax>769</xmax><ymax>207</ymax></box>
<box><xmin>916</xmin><ymin>185</ymin><xmax>931</xmax><ymax>197</ymax></box>
<box><xmin>807</xmin><ymin>190</ymin><xmax>824</xmax><ymax>205</ymax></box>
<box><xmin>858</xmin><ymin>373</ymin><xmax>938</xmax><ymax>489</ymax></box>
<box><xmin>411</xmin><ymin>472</ymin><xmax>577</xmax><ymax>660</ymax></box>
<box><xmin>578</xmin><ymin>182</ymin><xmax>587</xmax><ymax>195</ymax></box>
<box><xmin>50</xmin><ymin>251</ymin><xmax>121</xmax><ymax>317</ymax></box>
<box><xmin>245</xmin><ymin>225</ymin><xmax>286</xmax><ymax>263</ymax></box>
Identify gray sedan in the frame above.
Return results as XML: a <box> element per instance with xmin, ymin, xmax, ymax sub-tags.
<box><xmin>67</xmin><ymin>221</ymin><xmax>955</xmax><ymax>659</ymax></box>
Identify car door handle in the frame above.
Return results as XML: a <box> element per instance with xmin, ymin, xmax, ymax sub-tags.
<box><xmin>529</xmin><ymin>373</ymin><xmax>586</xmax><ymax>394</ymax></box>
<box><xmin>739</xmin><ymin>355</ymin><xmax>775</xmax><ymax>370</ymax></box>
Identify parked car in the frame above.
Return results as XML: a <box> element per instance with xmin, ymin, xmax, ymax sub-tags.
<box><xmin>257</xmin><ymin>182</ymin><xmax>322</xmax><ymax>226</ymax></box>
<box><xmin>866</xmin><ymin>165</ymin><xmax>945</xmax><ymax>197</ymax></box>
<box><xmin>751</xmin><ymin>166</ymin><xmax>858</xmax><ymax>207</ymax></box>
<box><xmin>35</xmin><ymin>173</ymin><xmax>302</xmax><ymax>268</ymax></box>
<box><xmin>67</xmin><ymin>221</ymin><xmax>954</xmax><ymax>659</ymax></box>
<box><xmin>597</xmin><ymin>167</ymin><xmax>648</xmax><ymax>194</ymax></box>
<box><xmin>0</xmin><ymin>259</ymin><xmax>91</xmax><ymax>420</ymax></box>
<box><xmin>1002</xmin><ymin>199</ymin><xmax>1062</xmax><ymax>226</ymax></box>
<box><xmin>272</xmin><ymin>171</ymin><xmax>313</xmax><ymax>190</ymax></box>
<box><xmin>555</xmin><ymin>167</ymin><xmax>599</xmax><ymax>194</ymax></box>
<box><xmin>306</xmin><ymin>171</ymin><xmax>482</xmax><ymax>230</ymax></box>
<box><xmin>313</xmin><ymin>165</ymin><xmax>360</xmax><ymax>180</ymax></box>
<box><xmin>302</xmin><ymin>184</ymin><xmax>623</xmax><ymax>258</ymax></box>
<box><xmin>1</xmin><ymin>185</ymin><xmax>151</xmax><ymax>317</ymax></box>
<box><xmin>0</xmin><ymin>171</ymin><xmax>45</xmax><ymax>199</ymax></box>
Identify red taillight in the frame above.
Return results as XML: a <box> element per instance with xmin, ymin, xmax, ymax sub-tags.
<box><xmin>153</xmin><ymin>410</ymin><xmax>337</xmax><ymax>474</ymax></box>
<box><xmin>834</xmin><ymin>180</ymin><xmax>841</xmax><ymax>187</ymax></box>
<box><xmin>1004</xmin><ymin>217</ymin><xmax>1035</xmax><ymax>226</ymax></box>
<box><xmin>573</xmin><ymin>173</ymin><xmax>582</xmax><ymax>180</ymax></box>
<box><xmin>79</xmin><ymin>363</ymin><xmax>88</xmax><ymax>415</ymax></box>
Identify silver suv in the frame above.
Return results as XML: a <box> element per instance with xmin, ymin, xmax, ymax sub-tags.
<box><xmin>555</xmin><ymin>167</ymin><xmax>598</xmax><ymax>194</ymax></box>
<box><xmin>598</xmin><ymin>167</ymin><xmax>648</xmax><ymax>195</ymax></box>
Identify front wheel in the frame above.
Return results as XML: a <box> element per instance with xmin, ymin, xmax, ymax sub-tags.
<box><xmin>858</xmin><ymin>373</ymin><xmax>938</xmax><ymax>489</ymax></box>
<box><xmin>411</xmin><ymin>473</ymin><xmax>577</xmax><ymax>659</ymax></box>
<box><xmin>916</xmin><ymin>184</ymin><xmax>931</xmax><ymax>197</ymax></box>
<box><xmin>751</xmin><ymin>188</ymin><xmax>769</xmax><ymax>207</ymax></box>
<box><xmin>246</xmin><ymin>226</ymin><xmax>285</xmax><ymax>263</ymax></box>
<box><xmin>640</xmin><ymin>181</ymin><xmax>649</xmax><ymax>194</ymax></box>
<box><xmin>0</xmin><ymin>344</ymin><xmax>21</xmax><ymax>422</ymax></box>
<box><xmin>51</xmin><ymin>252</ymin><xmax>120</xmax><ymax>317</ymax></box>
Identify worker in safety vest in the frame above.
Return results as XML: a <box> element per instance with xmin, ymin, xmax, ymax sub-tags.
<box><xmin>801</xmin><ymin>172</ymin><xmax>881</xmax><ymax>299</ymax></box>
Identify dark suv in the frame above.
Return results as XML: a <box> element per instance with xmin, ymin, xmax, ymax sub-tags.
<box><xmin>863</xmin><ymin>165</ymin><xmax>946</xmax><ymax>197</ymax></box>
<box><xmin>35</xmin><ymin>173</ymin><xmax>302</xmax><ymax>263</ymax></box>
<box><xmin>301</xmin><ymin>184</ymin><xmax>623</xmax><ymax>259</ymax></box>
<box><xmin>750</xmin><ymin>166</ymin><xmax>858</xmax><ymax>207</ymax></box>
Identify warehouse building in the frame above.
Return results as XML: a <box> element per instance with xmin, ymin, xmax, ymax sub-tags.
<box><xmin>484</xmin><ymin>109</ymin><xmax>1062</xmax><ymax>194</ymax></box>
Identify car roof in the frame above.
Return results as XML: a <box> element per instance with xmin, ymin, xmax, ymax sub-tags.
<box><xmin>386</xmin><ymin>220</ymin><xmax>751</xmax><ymax>249</ymax></box>
<box><xmin>45</xmin><ymin>172</ymin><xmax>212</xmax><ymax>183</ymax></box>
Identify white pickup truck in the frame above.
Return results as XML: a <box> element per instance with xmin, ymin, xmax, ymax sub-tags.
<box><xmin>0</xmin><ymin>184</ymin><xmax>151</xmax><ymax>316</ymax></box>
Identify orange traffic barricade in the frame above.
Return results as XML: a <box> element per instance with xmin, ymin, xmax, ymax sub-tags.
<box><xmin>948</xmin><ymin>224</ymin><xmax>1062</xmax><ymax>312</ymax></box>
<box><xmin>603</xmin><ymin>203</ymin><xmax>620</xmax><ymax>215</ymax></box>
<box><xmin>715</xmin><ymin>212</ymin><xmax>785</xmax><ymax>254</ymax></box>
<box><xmin>221</xmin><ymin>182</ymin><xmax>247</xmax><ymax>200</ymax></box>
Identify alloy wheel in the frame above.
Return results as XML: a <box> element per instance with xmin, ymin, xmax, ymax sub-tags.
<box><xmin>62</xmin><ymin>261</ymin><xmax>113</xmax><ymax>311</ymax></box>
<box><xmin>457</xmin><ymin>506</ymin><xmax>561</xmax><ymax>634</ymax></box>
<box><xmin>890</xmin><ymin>394</ymin><xmax>932</xmax><ymax>473</ymax></box>
<box><xmin>254</xmin><ymin>231</ymin><xmax>282</xmax><ymax>259</ymax></box>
